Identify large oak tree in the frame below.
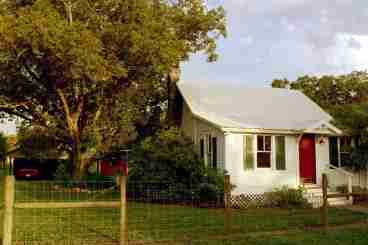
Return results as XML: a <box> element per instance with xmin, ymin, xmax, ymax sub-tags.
<box><xmin>0</xmin><ymin>0</ymin><xmax>226</xmax><ymax>178</ymax></box>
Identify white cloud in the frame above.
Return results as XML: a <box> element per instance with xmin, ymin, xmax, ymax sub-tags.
<box><xmin>287</xmin><ymin>24</ymin><xmax>296</xmax><ymax>32</ymax></box>
<box><xmin>239</xmin><ymin>36</ymin><xmax>254</xmax><ymax>47</ymax></box>
<box><xmin>333</xmin><ymin>33</ymin><xmax>368</xmax><ymax>70</ymax></box>
<box><xmin>183</xmin><ymin>0</ymin><xmax>368</xmax><ymax>86</ymax></box>
<box><xmin>320</xmin><ymin>16</ymin><xmax>329</xmax><ymax>24</ymax></box>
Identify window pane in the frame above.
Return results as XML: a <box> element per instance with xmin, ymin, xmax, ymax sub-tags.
<box><xmin>257</xmin><ymin>136</ymin><xmax>264</xmax><ymax>151</ymax></box>
<box><xmin>212</xmin><ymin>137</ymin><xmax>217</xmax><ymax>169</ymax></box>
<box><xmin>347</xmin><ymin>137</ymin><xmax>352</xmax><ymax>146</ymax></box>
<box><xmin>200</xmin><ymin>139</ymin><xmax>204</xmax><ymax>159</ymax></box>
<box><xmin>208</xmin><ymin>135</ymin><xmax>212</xmax><ymax>153</ymax></box>
<box><xmin>265</xmin><ymin>136</ymin><xmax>272</xmax><ymax>151</ymax></box>
<box><xmin>340</xmin><ymin>153</ymin><xmax>350</xmax><ymax>167</ymax></box>
<box><xmin>257</xmin><ymin>152</ymin><xmax>271</xmax><ymax>168</ymax></box>
<box><xmin>329</xmin><ymin>137</ymin><xmax>338</xmax><ymax>167</ymax></box>
<box><xmin>340</xmin><ymin>136</ymin><xmax>352</xmax><ymax>153</ymax></box>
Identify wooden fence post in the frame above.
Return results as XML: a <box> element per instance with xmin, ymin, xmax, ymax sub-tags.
<box><xmin>224</xmin><ymin>175</ymin><xmax>231</xmax><ymax>235</ymax></box>
<box><xmin>120</xmin><ymin>175</ymin><xmax>128</xmax><ymax>245</ymax></box>
<box><xmin>2</xmin><ymin>175</ymin><xmax>15</xmax><ymax>245</ymax></box>
<box><xmin>321</xmin><ymin>173</ymin><xmax>328</xmax><ymax>231</ymax></box>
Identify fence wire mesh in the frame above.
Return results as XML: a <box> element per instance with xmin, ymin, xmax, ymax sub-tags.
<box><xmin>2</xmin><ymin>177</ymin><xmax>368</xmax><ymax>244</ymax></box>
<box><xmin>13</xmin><ymin>180</ymin><xmax>120</xmax><ymax>245</ymax></box>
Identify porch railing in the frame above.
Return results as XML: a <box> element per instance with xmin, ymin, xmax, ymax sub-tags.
<box><xmin>324</xmin><ymin>164</ymin><xmax>353</xmax><ymax>200</ymax></box>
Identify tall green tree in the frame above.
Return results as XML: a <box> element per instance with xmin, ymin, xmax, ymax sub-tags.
<box><xmin>0</xmin><ymin>0</ymin><xmax>226</xmax><ymax>178</ymax></box>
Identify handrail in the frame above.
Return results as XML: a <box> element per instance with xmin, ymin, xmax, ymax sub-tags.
<box><xmin>325</xmin><ymin>164</ymin><xmax>353</xmax><ymax>201</ymax></box>
<box><xmin>325</xmin><ymin>164</ymin><xmax>354</xmax><ymax>177</ymax></box>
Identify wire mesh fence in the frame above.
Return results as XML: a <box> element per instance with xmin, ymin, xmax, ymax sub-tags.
<box><xmin>15</xmin><ymin>180</ymin><xmax>120</xmax><ymax>203</ymax></box>
<box><xmin>1</xmin><ymin>174</ymin><xmax>368</xmax><ymax>244</ymax></box>
<box><xmin>12</xmin><ymin>179</ymin><xmax>121</xmax><ymax>245</ymax></box>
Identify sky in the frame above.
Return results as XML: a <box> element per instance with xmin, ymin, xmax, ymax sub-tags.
<box><xmin>182</xmin><ymin>0</ymin><xmax>368</xmax><ymax>87</ymax></box>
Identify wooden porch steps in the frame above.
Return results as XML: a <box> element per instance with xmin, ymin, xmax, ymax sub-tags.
<box><xmin>303</xmin><ymin>184</ymin><xmax>352</xmax><ymax>208</ymax></box>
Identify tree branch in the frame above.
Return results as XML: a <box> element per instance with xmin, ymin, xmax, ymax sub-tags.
<box><xmin>57</xmin><ymin>88</ymin><xmax>75</xmax><ymax>134</ymax></box>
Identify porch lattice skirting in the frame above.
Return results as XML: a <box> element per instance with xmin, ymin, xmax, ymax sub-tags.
<box><xmin>231</xmin><ymin>193</ymin><xmax>324</xmax><ymax>209</ymax></box>
<box><xmin>231</xmin><ymin>194</ymin><xmax>266</xmax><ymax>208</ymax></box>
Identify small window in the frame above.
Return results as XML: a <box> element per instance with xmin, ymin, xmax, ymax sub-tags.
<box><xmin>330</xmin><ymin>136</ymin><xmax>353</xmax><ymax>167</ymax></box>
<box><xmin>340</xmin><ymin>136</ymin><xmax>352</xmax><ymax>167</ymax></box>
<box><xmin>212</xmin><ymin>137</ymin><xmax>217</xmax><ymax>169</ymax></box>
<box><xmin>329</xmin><ymin>137</ymin><xmax>338</xmax><ymax>167</ymax></box>
<box><xmin>200</xmin><ymin>139</ymin><xmax>204</xmax><ymax>159</ymax></box>
<box><xmin>208</xmin><ymin>135</ymin><xmax>212</xmax><ymax>154</ymax></box>
<box><xmin>257</xmin><ymin>135</ymin><xmax>272</xmax><ymax>168</ymax></box>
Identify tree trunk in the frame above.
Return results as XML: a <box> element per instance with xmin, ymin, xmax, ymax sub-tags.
<box><xmin>166</xmin><ymin>65</ymin><xmax>181</xmax><ymax>126</ymax></box>
<box><xmin>71</xmin><ymin>131</ymin><xmax>86</xmax><ymax>180</ymax></box>
<box><xmin>56</xmin><ymin>88</ymin><xmax>87</xmax><ymax>180</ymax></box>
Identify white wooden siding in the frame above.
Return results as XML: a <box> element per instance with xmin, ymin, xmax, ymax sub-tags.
<box><xmin>315</xmin><ymin>136</ymin><xmax>330</xmax><ymax>186</ymax></box>
<box><xmin>181</xmin><ymin>102</ymin><xmax>225</xmax><ymax>170</ymax></box>
<box><xmin>225</xmin><ymin>134</ymin><xmax>299</xmax><ymax>194</ymax></box>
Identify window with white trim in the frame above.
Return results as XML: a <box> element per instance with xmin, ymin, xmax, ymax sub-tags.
<box><xmin>329</xmin><ymin>136</ymin><xmax>353</xmax><ymax>167</ymax></box>
<box><xmin>257</xmin><ymin>135</ymin><xmax>272</xmax><ymax>168</ymax></box>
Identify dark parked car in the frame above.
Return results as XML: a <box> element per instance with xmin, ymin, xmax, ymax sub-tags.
<box><xmin>15</xmin><ymin>168</ymin><xmax>40</xmax><ymax>179</ymax></box>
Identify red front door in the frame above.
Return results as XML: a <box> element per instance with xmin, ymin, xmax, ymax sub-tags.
<box><xmin>299</xmin><ymin>134</ymin><xmax>316</xmax><ymax>184</ymax></box>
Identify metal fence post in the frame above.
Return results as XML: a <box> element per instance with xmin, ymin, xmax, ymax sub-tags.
<box><xmin>224</xmin><ymin>175</ymin><xmax>231</xmax><ymax>235</ymax></box>
<box><xmin>2</xmin><ymin>175</ymin><xmax>15</xmax><ymax>245</ymax></box>
<box><xmin>120</xmin><ymin>175</ymin><xmax>128</xmax><ymax>245</ymax></box>
<box><xmin>321</xmin><ymin>173</ymin><xmax>328</xmax><ymax>231</ymax></box>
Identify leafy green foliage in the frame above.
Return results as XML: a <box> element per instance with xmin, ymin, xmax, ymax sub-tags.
<box><xmin>272</xmin><ymin>71</ymin><xmax>368</xmax><ymax>111</ymax></box>
<box><xmin>0</xmin><ymin>0</ymin><xmax>226</xmax><ymax>177</ymax></box>
<box><xmin>53</xmin><ymin>161</ymin><xmax>72</xmax><ymax>181</ymax></box>
<box><xmin>128</xmin><ymin>127</ymin><xmax>225</xmax><ymax>200</ymax></box>
<box><xmin>265</xmin><ymin>186</ymin><xmax>309</xmax><ymax>209</ymax></box>
<box><xmin>17</xmin><ymin>123</ymin><xmax>64</xmax><ymax>159</ymax></box>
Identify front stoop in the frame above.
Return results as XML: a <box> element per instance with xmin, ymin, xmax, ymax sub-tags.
<box><xmin>303</xmin><ymin>183</ymin><xmax>352</xmax><ymax>208</ymax></box>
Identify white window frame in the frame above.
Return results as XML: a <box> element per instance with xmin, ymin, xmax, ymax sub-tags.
<box><xmin>256</xmin><ymin>135</ymin><xmax>273</xmax><ymax>169</ymax></box>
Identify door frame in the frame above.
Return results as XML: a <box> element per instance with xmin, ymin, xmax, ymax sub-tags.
<box><xmin>299</xmin><ymin>134</ymin><xmax>317</xmax><ymax>184</ymax></box>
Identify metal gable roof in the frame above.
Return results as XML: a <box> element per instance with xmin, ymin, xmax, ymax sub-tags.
<box><xmin>178</xmin><ymin>81</ymin><xmax>340</xmax><ymax>134</ymax></box>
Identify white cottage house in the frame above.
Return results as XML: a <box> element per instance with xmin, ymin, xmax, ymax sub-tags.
<box><xmin>176</xmin><ymin>81</ymin><xmax>357</xmax><ymax>202</ymax></box>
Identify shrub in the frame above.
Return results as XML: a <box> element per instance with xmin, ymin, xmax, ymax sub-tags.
<box><xmin>265</xmin><ymin>186</ymin><xmax>309</xmax><ymax>208</ymax></box>
<box><xmin>53</xmin><ymin>161</ymin><xmax>72</xmax><ymax>182</ymax></box>
<box><xmin>128</xmin><ymin>127</ymin><xmax>226</xmax><ymax>203</ymax></box>
<box><xmin>83</xmin><ymin>174</ymin><xmax>115</xmax><ymax>182</ymax></box>
<box><xmin>198</xmin><ymin>183</ymin><xmax>219</xmax><ymax>203</ymax></box>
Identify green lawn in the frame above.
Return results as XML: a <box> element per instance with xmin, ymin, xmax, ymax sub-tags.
<box><xmin>11</xmin><ymin>203</ymin><xmax>368</xmax><ymax>243</ymax></box>
<box><xmin>2</xmin><ymin>180</ymin><xmax>368</xmax><ymax>244</ymax></box>
<box><xmin>192</xmin><ymin>226</ymin><xmax>368</xmax><ymax>245</ymax></box>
